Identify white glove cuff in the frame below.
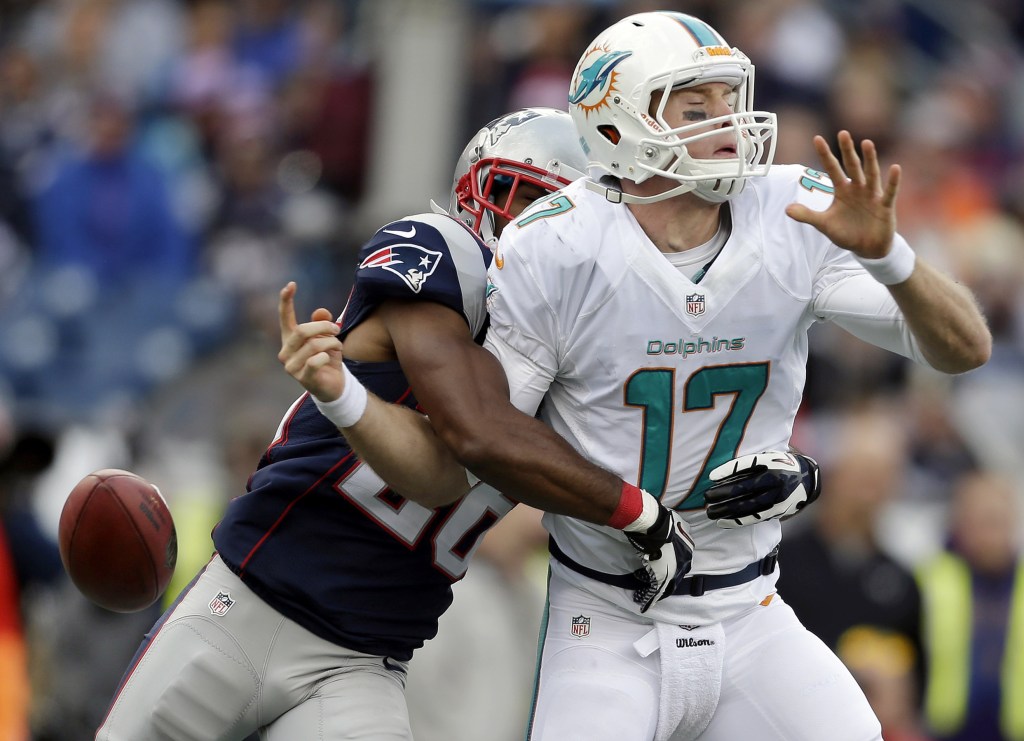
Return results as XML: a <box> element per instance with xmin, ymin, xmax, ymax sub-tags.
<box><xmin>312</xmin><ymin>365</ymin><xmax>368</xmax><ymax>429</ymax></box>
<box><xmin>856</xmin><ymin>235</ymin><xmax>916</xmax><ymax>285</ymax></box>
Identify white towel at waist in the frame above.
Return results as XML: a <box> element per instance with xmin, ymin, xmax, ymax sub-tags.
<box><xmin>633</xmin><ymin>621</ymin><xmax>725</xmax><ymax>741</ymax></box>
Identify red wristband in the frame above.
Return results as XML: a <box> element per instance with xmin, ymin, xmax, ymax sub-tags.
<box><xmin>607</xmin><ymin>481</ymin><xmax>645</xmax><ymax>529</ymax></box>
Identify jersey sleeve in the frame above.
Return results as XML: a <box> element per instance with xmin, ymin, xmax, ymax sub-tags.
<box><xmin>340</xmin><ymin>212</ymin><xmax>492</xmax><ymax>340</ymax></box>
<box><xmin>482</xmin><ymin>219</ymin><xmax>563</xmax><ymax>406</ymax></box>
<box><xmin>753</xmin><ymin>166</ymin><xmax>927</xmax><ymax>364</ymax></box>
<box><xmin>782</xmin><ymin>167</ymin><xmax>931</xmax><ymax>366</ymax></box>
<box><xmin>786</xmin><ymin>165</ymin><xmax>867</xmax><ymax>295</ymax></box>
<box><xmin>484</xmin><ymin>184</ymin><xmax>622</xmax><ymax>414</ymax></box>
<box><xmin>483</xmin><ymin>329</ymin><xmax>552</xmax><ymax>417</ymax></box>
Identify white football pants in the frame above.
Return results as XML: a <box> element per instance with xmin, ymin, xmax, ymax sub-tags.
<box><xmin>529</xmin><ymin>567</ymin><xmax>882</xmax><ymax>741</ymax></box>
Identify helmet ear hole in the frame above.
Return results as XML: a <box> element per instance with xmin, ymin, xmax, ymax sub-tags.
<box><xmin>597</xmin><ymin>125</ymin><xmax>621</xmax><ymax>145</ymax></box>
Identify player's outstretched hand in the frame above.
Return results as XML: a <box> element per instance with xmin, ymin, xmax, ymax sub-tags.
<box><xmin>785</xmin><ymin>130</ymin><xmax>901</xmax><ymax>260</ymax></box>
<box><xmin>704</xmin><ymin>451</ymin><xmax>820</xmax><ymax>529</ymax></box>
<box><xmin>625</xmin><ymin>505</ymin><xmax>694</xmax><ymax>612</ymax></box>
<box><xmin>278</xmin><ymin>281</ymin><xmax>345</xmax><ymax>402</ymax></box>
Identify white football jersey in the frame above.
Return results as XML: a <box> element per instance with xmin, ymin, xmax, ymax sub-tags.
<box><xmin>484</xmin><ymin>165</ymin><xmax>918</xmax><ymax>624</ymax></box>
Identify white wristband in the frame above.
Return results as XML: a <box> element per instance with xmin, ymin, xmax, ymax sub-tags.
<box><xmin>312</xmin><ymin>365</ymin><xmax>368</xmax><ymax>429</ymax></box>
<box><xmin>856</xmin><ymin>235</ymin><xmax>916</xmax><ymax>285</ymax></box>
<box><xmin>622</xmin><ymin>490</ymin><xmax>661</xmax><ymax>533</ymax></box>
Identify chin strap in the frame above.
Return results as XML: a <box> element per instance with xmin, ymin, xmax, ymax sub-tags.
<box><xmin>584</xmin><ymin>177</ymin><xmax>698</xmax><ymax>205</ymax></box>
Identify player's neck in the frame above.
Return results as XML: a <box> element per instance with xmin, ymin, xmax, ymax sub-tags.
<box><xmin>625</xmin><ymin>190</ymin><xmax>723</xmax><ymax>254</ymax></box>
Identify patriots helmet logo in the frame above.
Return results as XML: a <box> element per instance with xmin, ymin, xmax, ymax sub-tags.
<box><xmin>486</xmin><ymin>109</ymin><xmax>542</xmax><ymax>147</ymax></box>
<box><xmin>569</xmin><ymin>47</ymin><xmax>632</xmax><ymax>117</ymax></box>
<box><xmin>360</xmin><ymin>244</ymin><xmax>443</xmax><ymax>293</ymax></box>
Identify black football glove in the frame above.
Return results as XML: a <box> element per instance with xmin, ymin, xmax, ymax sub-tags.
<box><xmin>625</xmin><ymin>504</ymin><xmax>694</xmax><ymax>612</ymax></box>
<box><xmin>704</xmin><ymin>451</ymin><xmax>820</xmax><ymax>529</ymax></box>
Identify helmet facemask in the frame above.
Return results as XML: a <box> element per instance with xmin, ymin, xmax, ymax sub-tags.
<box><xmin>454</xmin><ymin>156</ymin><xmax>576</xmax><ymax>247</ymax></box>
<box><xmin>631</xmin><ymin>61</ymin><xmax>777</xmax><ymax>203</ymax></box>
<box><xmin>447</xmin><ymin>108</ymin><xmax>587</xmax><ymax>248</ymax></box>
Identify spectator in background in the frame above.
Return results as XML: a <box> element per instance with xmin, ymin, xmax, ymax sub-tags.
<box><xmin>901</xmin><ymin>379</ymin><xmax>980</xmax><ymax>507</ymax></box>
<box><xmin>277</xmin><ymin>0</ymin><xmax>374</xmax><ymax>205</ymax></box>
<box><xmin>0</xmin><ymin>425</ymin><xmax>66</xmax><ymax>741</ymax></box>
<box><xmin>825</xmin><ymin>39</ymin><xmax>901</xmax><ymax>153</ymax></box>
<box><xmin>3</xmin><ymin>87</ymin><xmax>197</xmax><ymax>425</ymax></box>
<box><xmin>0</xmin><ymin>45</ymin><xmax>47</xmax><ymax>246</ymax></box>
<box><xmin>504</xmin><ymin>4</ymin><xmax>591</xmax><ymax>112</ymax></box>
<box><xmin>0</xmin><ymin>520</ymin><xmax>30</xmax><ymax>741</ymax></box>
<box><xmin>167</xmin><ymin>0</ymin><xmax>245</xmax><ymax>160</ymax></box>
<box><xmin>32</xmin><ymin>89</ymin><xmax>194</xmax><ymax>291</ymax></box>
<box><xmin>231</xmin><ymin>0</ymin><xmax>304</xmax><ymax>91</ymax></box>
<box><xmin>838</xmin><ymin>626</ymin><xmax>934</xmax><ymax>741</ymax></box>
<box><xmin>721</xmin><ymin>0</ymin><xmax>845</xmax><ymax>107</ymax></box>
<box><xmin>932</xmin><ymin>208</ymin><xmax>1024</xmax><ymax>478</ymax></box>
<box><xmin>916</xmin><ymin>469</ymin><xmax>1024</xmax><ymax>741</ymax></box>
<box><xmin>779</xmin><ymin>405</ymin><xmax>925</xmax><ymax>700</ymax></box>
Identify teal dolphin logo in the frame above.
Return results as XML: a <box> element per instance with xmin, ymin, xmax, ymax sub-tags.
<box><xmin>569</xmin><ymin>50</ymin><xmax>632</xmax><ymax>108</ymax></box>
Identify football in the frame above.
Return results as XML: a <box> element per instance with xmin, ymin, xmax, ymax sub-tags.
<box><xmin>58</xmin><ymin>468</ymin><xmax>177</xmax><ymax>613</ymax></box>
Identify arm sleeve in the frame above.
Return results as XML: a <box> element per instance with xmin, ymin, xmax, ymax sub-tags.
<box><xmin>813</xmin><ymin>272</ymin><xmax>931</xmax><ymax>367</ymax></box>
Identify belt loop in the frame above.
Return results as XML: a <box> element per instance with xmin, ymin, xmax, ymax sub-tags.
<box><xmin>760</xmin><ymin>545</ymin><xmax>780</xmax><ymax>576</ymax></box>
<box><xmin>688</xmin><ymin>575</ymin><xmax>706</xmax><ymax>597</ymax></box>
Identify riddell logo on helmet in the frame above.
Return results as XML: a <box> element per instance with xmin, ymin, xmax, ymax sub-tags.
<box><xmin>639</xmin><ymin>112</ymin><xmax>664</xmax><ymax>133</ymax></box>
<box><xmin>702</xmin><ymin>46</ymin><xmax>733</xmax><ymax>56</ymax></box>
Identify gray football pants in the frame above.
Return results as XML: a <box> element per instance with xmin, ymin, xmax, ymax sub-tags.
<box><xmin>95</xmin><ymin>555</ymin><xmax>412</xmax><ymax>740</ymax></box>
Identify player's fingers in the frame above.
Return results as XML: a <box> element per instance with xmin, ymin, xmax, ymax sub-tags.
<box><xmin>881</xmin><ymin>164</ymin><xmax>902</xmax><ymax>209</ymax></box>
<box><xmin>784</xmin><ymin>203</ymin><xmax>824</xmax><ymax>229</ymax></box>
<box><xmin>296</xmin><ymin>320</ymin><xmax>341</xmax><ymax>339</ymax></box>
<box><xmin>307</xmin><ymin>350</ymin><xmax>334</xmax><ymax>370</ymax></box>
<box><xmin>293</xmin><ymin>335</ymin><xmax>342</xmax><ymax>366</ymax></box>
<box><xmin>861</xmin><ymin>139</ymin><xmax>881</xmax><ymax>189</ymax></box>
<box><xmin>279</xmin><ymin>282</ymin><xmax>298</xmax><ymax>335</ymax></box>
<box><xmin>811</xmin><ymin>135</ymin><xmax>844</xmax><ymax>185</ymax></box>
<box><xmin>311</xmin><ymin>307</ymin><xmax>333</xmax><ymax>322</ymax></box>
<box><xmin>282</xmin><ymin>313</ymin><xmax>339</xmax><ymax>351</ymax></box>
<box><xmin>708</xmin><ymin>452</ymin><xmax>760</xmax><ymax>480</ymax></box>
<box><xmin>838</xmin><ymin>131</ymin><xmax>865</xmax><ymax>185</ymax></box>
<box><xmin>281</xmin><ymin>334</ymin><xmax>341</xmax><ymax>371</ymax></box>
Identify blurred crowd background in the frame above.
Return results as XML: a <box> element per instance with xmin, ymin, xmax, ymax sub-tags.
<box><xmin>0</xmin><ymin>0</ymin><xmax>1022</xmax><ymax>739</ymax></box>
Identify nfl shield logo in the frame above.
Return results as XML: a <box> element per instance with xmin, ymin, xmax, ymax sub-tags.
<box><xmin>571</xmin><ymin>615</ymin><xmax>591</xmax><ymax>638</ymax></box>
<box><xmin>209</xmin><ymin>590</ymin><xmax>235</xmax><ymax>616</ymax></box>
<box><xmin>686</xmin><ymin>293</ymin><xmax>706</xmax><ymax>317</ymax></box>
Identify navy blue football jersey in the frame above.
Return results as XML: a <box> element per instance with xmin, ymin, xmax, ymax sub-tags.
<box><xmin>213</xmin><ymin>213</ymin><xmax>513</xmax><ymax>661</ymax></box>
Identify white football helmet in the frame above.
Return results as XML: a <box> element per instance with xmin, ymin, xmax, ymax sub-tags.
<box><xmin>447</xmin><ymin>107</ymin><xmax>587</xmax><ymax>247</ymax></box>
<box><xmin>568</xmin><ymin>12</ymin><xmax>777</xmax><ymax>204</ymax></box>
